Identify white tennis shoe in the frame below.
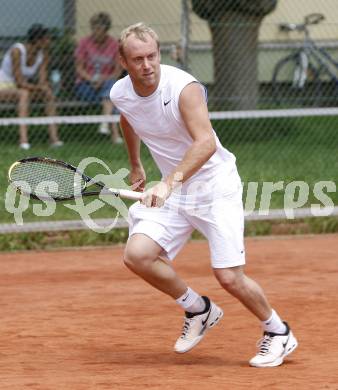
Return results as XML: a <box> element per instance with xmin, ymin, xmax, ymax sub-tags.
<box><xmin>174</xmin><ymin>296</ymin><xmax>223</xmax><ymax>353</ymax></box>
<box><xmin>19</xmin><ymin>143</ymin><xmax>31</xmax><ymax>150</ymax></box>
<box><xmin>98</xmin><ymin>123</ymin><xmax>110</xmax><ymax>135</ymax></box>
<box><xmin>249</xmin><ymin>322</ymin><xmax>298</xmax><ymax>367</ymax></box>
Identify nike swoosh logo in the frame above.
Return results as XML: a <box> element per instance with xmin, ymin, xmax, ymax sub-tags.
<box><xmin>164</xmin><ymin>100</ymin><xmax>171</xmax><ymax>106</ymax></box>
<box><xmin>282</xmin><ymin>334</ymin><xmax>290</xmax><ymax>349</ymax></box>
<box><xmin>201</xmin><ymin>308</ymin><xmax>211</xmax><ymax>326</ymax></box>
<box><xmin>182</xmin><ymin>295</ymin><xmax>189</xmax><ymax>302</ymax></box>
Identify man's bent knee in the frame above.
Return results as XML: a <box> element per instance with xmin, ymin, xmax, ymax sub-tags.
<box><xmin>123</xmin><ymin>234</ymin><xmax>162</xmax><ymax>271</ymax></box>
<box><xmin>123</xmin><ymin>247</ymin><xmax>155</xmax><ymax>270</ymax></box>
<box><xmin>213</xmin><ymin>266</ymin><xmax>244</xmax><ymax>292</ymax></box>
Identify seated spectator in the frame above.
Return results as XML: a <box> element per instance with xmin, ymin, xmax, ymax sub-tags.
<box><xmin>74</xmin><ymin>12</ymin><xmax>123</xmax><ymax>144</ymax></box>
<box><xmin>0</xmin><ymin>23</ymin><xmax>63</xmax><ymax>150</ymax></box>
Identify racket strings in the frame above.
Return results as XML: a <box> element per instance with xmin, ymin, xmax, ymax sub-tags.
<box><xmin>10</xmin><ymin>161</ymin><xmax>86</xmax><ymax>199</ymax></box>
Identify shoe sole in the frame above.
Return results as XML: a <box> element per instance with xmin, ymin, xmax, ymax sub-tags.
<box><xmin>250</xmin><ymin>332</ymin><xmax>298</xmax><ymax>368</ymax></box>
<box><xmin>174</xmin><ymin>305</ymin><xmax>224</xmax><ymax>354</ymax></box>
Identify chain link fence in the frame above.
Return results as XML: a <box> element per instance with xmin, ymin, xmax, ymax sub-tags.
<box><xmin>0</xmin><ymin>0</ymin><xmax>337</xmax><ymax>232</ymax></box>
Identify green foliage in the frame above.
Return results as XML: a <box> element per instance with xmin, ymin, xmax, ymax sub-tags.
<box><xmin>0</xmin><ymin>228</ymin><xmax>129</xmax><ymax>252</ymax></box>
<box><xmin>1</xmin><ymin>219</ymin><xmax>337</xmax><ymax>252</ymax></box>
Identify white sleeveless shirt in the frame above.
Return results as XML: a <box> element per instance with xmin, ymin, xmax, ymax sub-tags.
<box><xmin>110</xmin><ymin>64</ymin><xmax>238</xmax><ymax>194</ymax></box>
<box><xmin>0</xmin><ymin>43</ymin><xmax>44</xmax><ymax>83</ymax></box>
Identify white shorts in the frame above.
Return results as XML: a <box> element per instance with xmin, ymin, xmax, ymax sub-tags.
<box><xmin>128</xmin><ymin>168</ymin><xmax>245</xmax><ymax>269</ymax></box>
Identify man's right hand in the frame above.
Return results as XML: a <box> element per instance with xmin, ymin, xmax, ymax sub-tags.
<box><xmin>129</xmin><ymin>166</ymin><xmax>146</xmax><ymax>192</ymax></box>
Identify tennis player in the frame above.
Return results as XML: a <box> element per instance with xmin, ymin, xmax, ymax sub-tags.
<box><xmin>110</xmin><ymin>22</ymin><xmax>298</xmax><ymax>367</ymax></box>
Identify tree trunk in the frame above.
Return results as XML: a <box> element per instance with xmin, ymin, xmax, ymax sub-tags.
<box><xmin>209</xmin><ymin>11</ymin><xmax>263</xmax><ymax>110</ymax></box>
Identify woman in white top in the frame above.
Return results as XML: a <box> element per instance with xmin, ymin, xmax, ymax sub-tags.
<box><xmin>0</xmin><ymin>24</ymin><xmax>62</xmax><ymax>149</ymax></box>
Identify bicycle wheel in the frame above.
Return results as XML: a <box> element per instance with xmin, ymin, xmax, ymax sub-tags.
<box><xmin>271</xmin><ymin>51</ymin><xmax>310</xmax><ymax>107</ymax></box>
<box><xmin>308</xmin><ymin>48</ymin><xmax>338</xmax><ymax>106</ymax></box>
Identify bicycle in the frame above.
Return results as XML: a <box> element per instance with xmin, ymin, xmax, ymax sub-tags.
<box><xmin>271</xmin><ymin>13</ymin><xmax>338</xmax><ymax>107</ymax></box>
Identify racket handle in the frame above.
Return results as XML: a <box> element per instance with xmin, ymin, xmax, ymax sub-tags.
<box><xmin>111</xmin><ymin>188</ymin><xmax>143</xmax><ymax>201</ymax></box>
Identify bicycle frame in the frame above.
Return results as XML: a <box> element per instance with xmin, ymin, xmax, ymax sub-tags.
<box><xmin>272</xmin><ymin>13</ymin><xmax>338</xmax><ymax>105</ymax></box>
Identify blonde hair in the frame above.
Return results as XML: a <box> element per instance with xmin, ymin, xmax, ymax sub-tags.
<box><xmin>119</xmin><ymin>22</ymin><xmax>160</xmax><ymax>57</ymax></box>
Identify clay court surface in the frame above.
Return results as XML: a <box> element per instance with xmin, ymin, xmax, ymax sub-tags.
<box><xmin>1</xmin><ymin>234</ymin><xmax>338</xmax><ymax>389</ymax></box>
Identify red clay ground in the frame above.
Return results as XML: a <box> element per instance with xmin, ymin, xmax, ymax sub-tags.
<box><xmin>1</xmin><ymin>234</ymin><xmax>338</xmax><ymax>390</ymax></box>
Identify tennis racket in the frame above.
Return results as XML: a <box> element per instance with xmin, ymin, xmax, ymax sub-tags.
<box><xmin>8</xmin><ymin>157</ymin><xmax>143</xmax><ymax>202</ymax></box>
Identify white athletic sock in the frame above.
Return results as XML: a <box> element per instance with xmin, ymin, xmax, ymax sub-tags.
<box><xmin>262</xmin><ymin>309</ymin><xmax>287</xmax><ymax>334</ymax></box>
<box><xmin>176</xmin><ymin>287</ymin><xmax>206</xmax><ymax>313</ymax></box>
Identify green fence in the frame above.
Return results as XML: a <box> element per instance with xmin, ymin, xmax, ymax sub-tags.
<box><xmin>0</xmin><ymin>0</ymin><xmax>337</xmax><ymax>233</ymax></box>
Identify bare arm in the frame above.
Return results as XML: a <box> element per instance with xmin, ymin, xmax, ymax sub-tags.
<box><xmin>75</xmin><ymin>59</ymin><xmax>92</xmax><ymax>82</ymax></box>
<box><xmin>110</xmin><ymin>59</ymin><xmax>123</xmax><ymax>80</ymax></box>
<box><xmin>120</xmin><ymin>114</ymin><xmax>146</xmax><ymax>191</ymax></box>
<box><xmin>164</xmin><ymin>82</ymin><xmax>216</xmax><ymax>189</ymax></box>
<box><xmin>101</xmin><ymin>57</ymin><xmax>123</xmax><ymax>81</ymax></box>
<box><xmin>142</xmin><ymin>82</ymin><xmax>216</xmax><ymax>207</ymax></box>
<box><xmin>38</xmin><ymin>50</ymin><xmax>49</xmax><ymax>85</ymax></box>
<box><xmin>11</xmin><ymin>48</ymin><xmax>40</xmax><ymax>91</ymax></box>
